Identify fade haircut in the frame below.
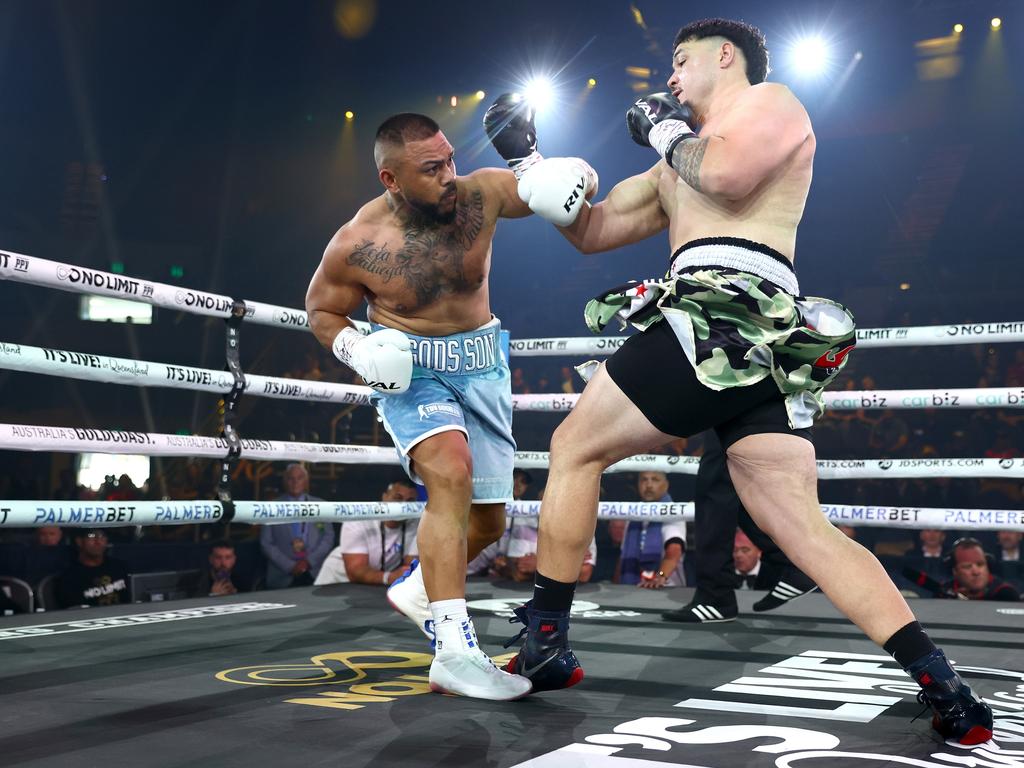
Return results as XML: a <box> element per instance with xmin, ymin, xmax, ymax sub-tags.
<box><xmin>673</xmin><ymin>18</ymin><xmax>770</xmax><ymax>85</ymax></box>
<box><xmin>374</xmin><ymin>113</ymin><xmax>441</xmax><ymax>169</ymax></box>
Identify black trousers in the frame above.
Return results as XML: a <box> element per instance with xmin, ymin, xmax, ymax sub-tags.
<box><xmin>694</xmin><ymin>431</ymin><xmax>799</xmax><ymax>604</ymax></box>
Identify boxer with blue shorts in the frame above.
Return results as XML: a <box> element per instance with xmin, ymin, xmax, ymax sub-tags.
<box><xmin>374</xmin><ymin>318</ymin><xmax>515</xmax><ymax>504</ymax></box>
<box><xmin>305</xmin><ymin>109</ymin><xmax>595</xmax><ymax>701</ymax></box>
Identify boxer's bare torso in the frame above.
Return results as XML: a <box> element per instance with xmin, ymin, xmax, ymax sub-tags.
<box><xmin>308</xmin><ymin>167</ymin><xmax>526</xmax><ymax>344</ymax></box>
<box><xmin>659</xmin><ymin>83</ymin><xmax>814</xmax><ymax>262</ymax></box>
<box><xmin>561</xmin><ymin>82</ymin><xmax>814</xmax><ymax>264</ymax></box>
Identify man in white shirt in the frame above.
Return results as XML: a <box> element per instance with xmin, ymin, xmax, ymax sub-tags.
<box><xmin>469</xmin><ymin>476</ymin><xmax>596</xmax><ymax>582</ymax></box>
<box><xmin>315</xmin><ymin>480</ymin><xmax>419</xmax><ymax>585</ymax></box>
<box><xmin>470</xmin><ymin>517</ymin><xmax>597</xmax><ymax>583</ymax></box>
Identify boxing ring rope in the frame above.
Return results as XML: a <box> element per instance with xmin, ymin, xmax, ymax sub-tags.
<box><xmin>0</xmin><ymin>248</ymin><xmax>368</xmax><ymax>334</ymax></box>
<box><xmin>511</xmin><ymin>389</ymin><xmax>1024</xmax><ymax>411</ymax></box>
<box><xmin>0</xmin><ymin>341</ymin><xmax>373</xmax><ymax>406</ymax></box>
<box><xmin>2</xmin><ymin>248</ymin><xmax>1022</xmax><ymax>536</ymax></box>
<box><xmin>1</xmin><ymin>423</ymin><xmax>1022</xmax><ymax>481</ymax></box>
<box><xmin>510</xmin><ymin>322</ymin><xmax>1024</xmax><ymax>356</ymax></box>
<box><xmin>1</xmin><ymin>499</ymin><xmax>1020</xmax><ymax>531</ymax></box>
<box><xmin>3</xmin><ymin>247</ymin><xmax>1023</xmax><ymax>351</ymax></box>
<box><xmin>0</xmin><ymin>424</ymin><xmax>693</xmax><ymax>474</ymax></box>
<box><xmin>1</xmin><ymin>341</ymin><xmax>1023</xmax><ymax>412</ymax></box>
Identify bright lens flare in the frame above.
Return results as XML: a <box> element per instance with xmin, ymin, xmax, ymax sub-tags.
<box><xmin>523</xmin><ymin>76</ymin><xmax>555</xmax><ymax>112</ymax></box>
<box><xmin>790</xmin><ymin>35</ymin><xmax>831</xmax><ymax>78</ymax></box>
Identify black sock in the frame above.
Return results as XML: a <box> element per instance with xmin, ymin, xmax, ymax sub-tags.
<box><xmin>883</xmin><ymin>620</ymin><xmax>937</xmax><ymax>669</ymax></box>
<box><xmin>532</xmin><ymin>571</ymin><xmax>576</xmax><ymax>613</ymax></box>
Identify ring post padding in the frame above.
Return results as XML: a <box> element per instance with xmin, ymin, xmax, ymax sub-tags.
<box><xmin>216</xmin><ymin>299</ymin><xmax>248</xmax><ymax>522</ymax></box>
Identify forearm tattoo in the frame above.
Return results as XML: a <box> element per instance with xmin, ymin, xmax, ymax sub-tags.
<box><xmin>669</xmin><ymin>137</ymin><xmax>709</xmax><ymax>192</ymax></box>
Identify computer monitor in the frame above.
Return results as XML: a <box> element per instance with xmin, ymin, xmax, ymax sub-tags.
<box><xmin>130</xmin><ymin>570</ymin><xmax>201</xmax><ymax>603</ymax></box>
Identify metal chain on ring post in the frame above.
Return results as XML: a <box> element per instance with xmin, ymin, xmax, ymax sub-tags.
<box><xmin>216</xmin><ymin>299</ymin><xmax>248</xmax><ymax>524</ymax></box>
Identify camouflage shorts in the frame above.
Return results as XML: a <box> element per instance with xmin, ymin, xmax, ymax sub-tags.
<box><xmin>584</xmin><ymin>268</ymin><xmax>856</xmax><ymax>429</ymax></box>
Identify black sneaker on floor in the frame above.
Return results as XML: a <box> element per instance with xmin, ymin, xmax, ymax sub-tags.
<box><xmin>753</xmin><ymin>571</ymin><xmax>818</xmax><ymax>612</ymax></box>
<box><xmin>661</xmin><ymin>599</ymin><xmax>738</xmax><ymax>623</ymax></box>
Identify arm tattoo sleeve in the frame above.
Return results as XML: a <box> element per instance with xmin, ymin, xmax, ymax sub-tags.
<box><xmin>669</xmin><ymin>137</ymin><xmax>709</xmax><ymax>193</ymax></box>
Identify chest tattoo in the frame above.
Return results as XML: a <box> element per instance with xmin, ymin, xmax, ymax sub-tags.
<box><xmin>347</xmin><ymin>189</ymin><xmax>486</xmax><ymax>310</ymax></box>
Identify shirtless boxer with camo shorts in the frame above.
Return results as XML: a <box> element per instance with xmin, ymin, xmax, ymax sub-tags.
<box><xmin>306</xmin><ymin>112</ymin><xmax>597</xmax><ymax>700</ymax></box>
<box><xmin>486</xmin><ymin>18</ymin><xmax>992</xmax><ymax>744</ymax></box>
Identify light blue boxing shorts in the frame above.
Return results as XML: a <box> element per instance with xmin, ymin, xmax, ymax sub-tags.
<box><xmin>372</xmin><ymin>317</ymin><xmax>515</xmax><ymax>503</ymax></box>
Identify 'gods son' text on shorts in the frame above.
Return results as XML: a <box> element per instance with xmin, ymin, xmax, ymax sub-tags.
<box><xmin>409</xmin><ymin>329</ymin><xmax>497</xmax><ymax>375</ymax></box>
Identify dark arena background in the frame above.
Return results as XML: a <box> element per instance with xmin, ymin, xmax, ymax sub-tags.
<box><xmin>1</xmin><ymin>1</ymin><xmax>1023</xmax><ymax>767</ymax></box>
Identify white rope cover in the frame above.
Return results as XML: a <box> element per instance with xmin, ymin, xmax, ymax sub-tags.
<box><xmin>509</xmin><ymin>322</ymin><xmax>1024</xmax><ymax>356</ymax></box>
<box><xmin>2</xmin><ymin>423</ymin><xmax>1022</xmax><ymax>480</ymax></box>
<box><xmin>3</xmin><ymin>248</ymin><xmax>1020</xmax><ymax>352</ymax></box>
<box><xmin>0</xmin><ymin>342</ymin><xmax>372</xmax><ymax>406</ymax></box>
<box><xmin>513</xmin><ymin>388</ymin><xmax>1024</xmax><ymax>412</ymax></box>
<box><xmin>3</xmin><ymin>343</ymin><xmax>1020</xmax><ymax>414</ymax></box>
<box><xmin>0</xmin><ymin>424</ymin><xmax>694</xmax><ymax>475</ymax></box>
<box><xmin>0</xmin><ymin>249</ymin><xmax>368</xmax><ymax>334</ymax></box>
<box><xmin>1</xmin><ymin>499</ymin><xmax>1020</xmax><ymax>531</ymax></box>
<box><xmin>0</xmin><ymin>424</ymin><xmax>395</xmax><ymax>464</ymax></box>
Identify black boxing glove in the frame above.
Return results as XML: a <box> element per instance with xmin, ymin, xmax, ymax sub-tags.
<box><xmin>626</xmin><ymin>93</ymin><xmax>698</xmax><ymax>164</ymax></box>
<box><xmin>483</xmin><ymin>92</ymin><xmax>542</xmax><ymax>178</ymax></box>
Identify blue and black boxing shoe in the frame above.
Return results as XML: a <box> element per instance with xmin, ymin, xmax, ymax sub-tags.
<box><xmin>909</xmin><ymin>649</ymin><xmax>993</xmax><ymax>745</ymax></box>
<box><xmin>503</xmin><ymin>601</ymin><xmax>585</xmax><ymax>692</ymax></box>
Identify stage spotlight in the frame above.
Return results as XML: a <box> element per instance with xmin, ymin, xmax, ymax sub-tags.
<box><xmin>450</xmin><ymin>95</ymin><xmax>458</xmax><ymax>108</ymax></box>
<box><xmin>991</xmin><ymin>18</ymin><xmax>1002</xmax><ymax>29</ymax></box>
<box><xmin>475</xmin><ymin>90</ymin><xmax>486</xmax><ymax>100</ymax></box>
<box><xmin>523</xmin><ymin>76</ymin><xmax>555</xmax><ymax>112</ymax></box>
<box><xmin>790</xmin><ymin>35</ymin><xmax>832</xmax><ymax>78</ymax></box>
<box><xmin>344</xmin><ymin>110</ymin><xmax>354</xmax><ymax>120</ymax></box>
<box><xmin>953</xmin><ymin>23</ymin><xmax>964</xmax><ymax>34</ymax></box>
<box><xmin>587</xmin><ymin>77</ymin><xmax>597</xmax><ymax>88</ymax></box>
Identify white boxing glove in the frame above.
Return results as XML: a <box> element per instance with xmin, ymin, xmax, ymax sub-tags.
<box><xmin>332</xmin><ymin>326</ymin><xmax>412</xmax><ymax>394</ymax></box>
<box><xmin>517</xmin><ymin>157</ymin><xmax>599</xmax><ymax>227</ymax></box>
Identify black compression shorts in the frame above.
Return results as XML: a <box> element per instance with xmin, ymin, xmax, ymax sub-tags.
<box><xmin>604</xmin><ymin>319</ymin><xmax>813</xmax><ymax>449</ymax></box>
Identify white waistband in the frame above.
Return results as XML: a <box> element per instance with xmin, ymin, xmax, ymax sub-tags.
<box><xmin>670</xmin><ymin>244</ymin><xmax>800</xmax><ymax>296</ymax></box>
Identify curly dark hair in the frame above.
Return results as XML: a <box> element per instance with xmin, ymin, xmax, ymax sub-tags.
<box><xmin>673</xmin><ymin>18</ymin><xmax>770</xmax><ymax>85</ymax></box>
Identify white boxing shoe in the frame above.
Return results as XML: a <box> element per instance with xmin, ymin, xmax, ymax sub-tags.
<box><xmin>429</xmin><ymin>613</ymin><xmax>532</xmax><ymax>700</ymax></box>
<box><xmin>386</xmin><ymin>559</ymin><xmax>434</xmax><ymax>645</ymax></box>
<box><xmin>429</xmin><ymin>649</ymin><xmax>533</xmax><ymax>700</ymax></box>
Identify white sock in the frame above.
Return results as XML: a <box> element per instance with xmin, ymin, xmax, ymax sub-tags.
<box><xmin>430</xmin><ymin>598</ymin><xmax>479</xmax><ymax>654</ymax></box>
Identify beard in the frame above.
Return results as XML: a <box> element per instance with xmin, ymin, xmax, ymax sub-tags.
<box><xmin>403</xmin><ymin>187</ymin><xmax>458</xmax><ymax>225</ymax></box>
